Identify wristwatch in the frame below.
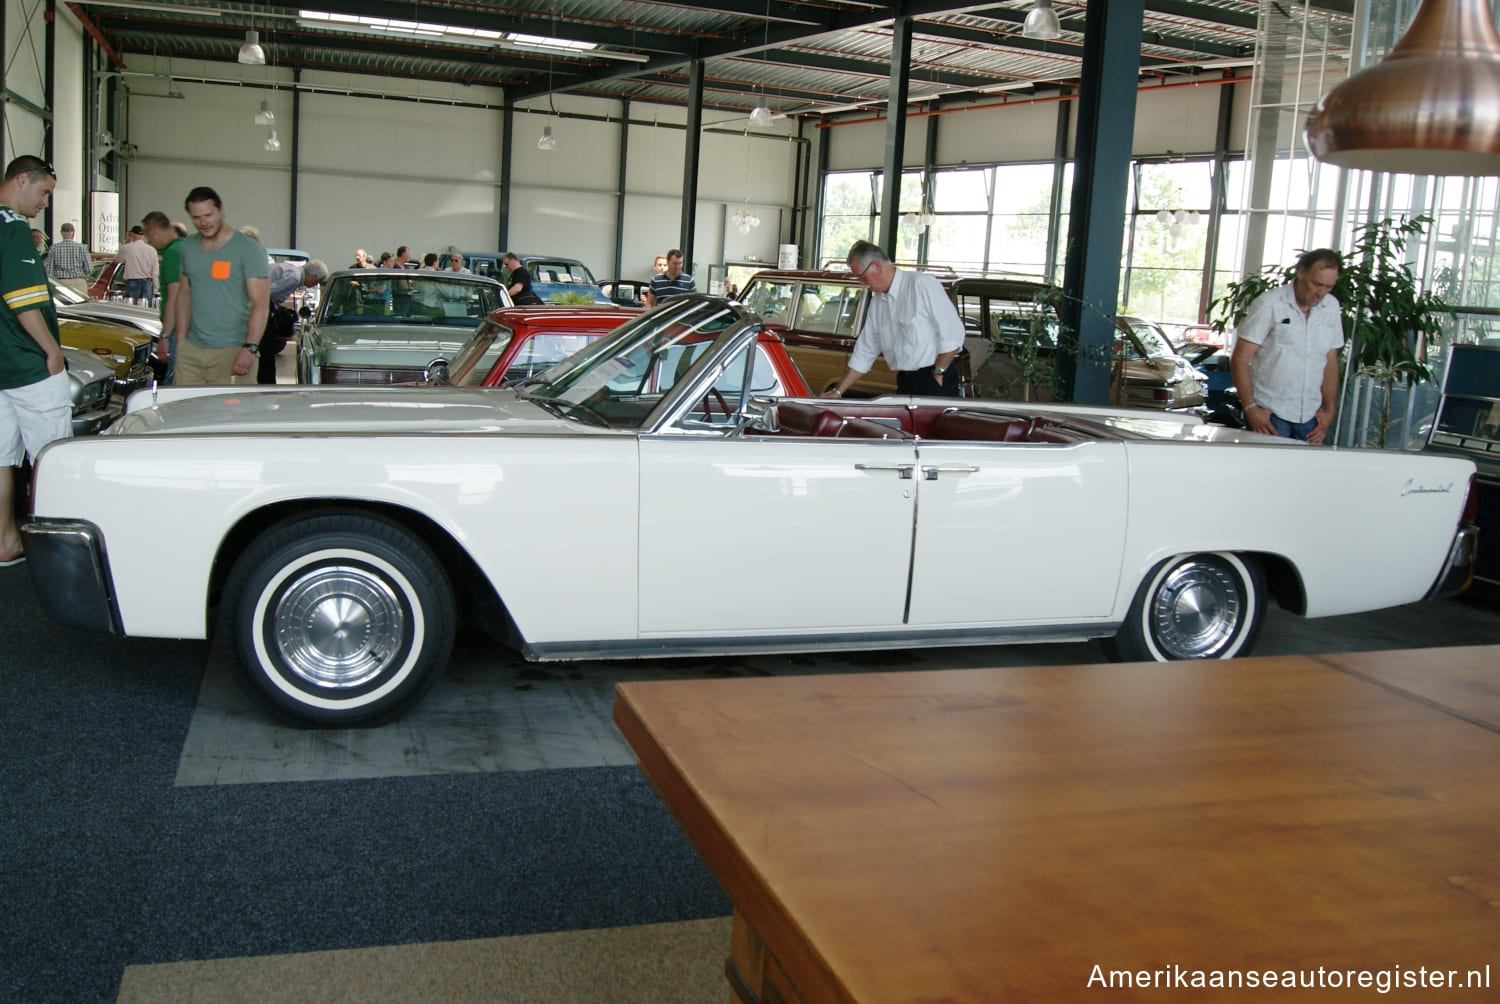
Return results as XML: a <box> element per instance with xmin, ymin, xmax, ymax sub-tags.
<box><xmin>933</xmin><ymin>364</ymin><xmax>946</xmax><ymax>375</ymax></box>
<box><xmin>241</xmin><ymin>342</ymin><xmax>260</xmax><ymax>355</ymax></box>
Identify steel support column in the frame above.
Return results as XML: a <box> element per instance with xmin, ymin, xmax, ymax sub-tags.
<box><xmin>289</xmin><ymin>68</ymin><xmax>300</xmax><ymax>248</ymax></box>
<box><xmin>680</xmin><ymin>58</ymin><xmax>704</xmax><ymax>271</ymax></box>
<box><xmin>1056</xmin><ymin>0</ymin><xmax>1144</xmax><ymax>404</ymax></box>
<box><xmin>1199</xmin><ymin>78</ymin><xmax>1236</xmax><ymax>321</ymax></box>
<box><xmin>876</xmin><ymin>16</ymin><xmax>912</xmax><ymax>257</ymax></box>
<box><xmin>45</xmin><ymin>0</ymin><xmax>55</xmax><ymax>238</ymax></box>
<box><xmin>917</xmin><ymin>111</ymin><xmax>937</xmax><ymax>263</ymax></box>
<box><xmin>1045</xmin><ymin>99</ymin><xmax>1070</xmax><ymax>284</ymax></box>
<box><xmin>614</xmin><ymin>98</ymin><xmax>629</xmax><ymax>277</ymax></box>
<box><xmin>498</xmin><ymin>101</ymin><xmax>513</xmax><ymax>250</ymax></box>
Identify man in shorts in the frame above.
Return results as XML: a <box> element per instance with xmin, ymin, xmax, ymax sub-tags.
<box><xmin>174</xmin><ymin>186</ymin><xmax>270</xmax><ymax>385</ymax></box>
<box><xmin>0</xmin><ymin>156</ymin><xmax>69</xmax><ymax>565</ymax></box>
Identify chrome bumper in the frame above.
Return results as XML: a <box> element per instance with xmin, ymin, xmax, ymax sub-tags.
<box><xmin>1426</xmin><ymin>524</ymin><xmax>1479</xmax><ymax>601</ymax></box>
<box><xmin>18</xmin><ymin>518</ymin><xmax>121</xmax><ymax>635</ymax></box>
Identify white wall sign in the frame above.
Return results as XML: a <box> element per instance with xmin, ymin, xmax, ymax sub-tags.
<box><xmin>91</xmin><ymin>191</ymin><xmax>119</xmax><ymax>254</ymax></box>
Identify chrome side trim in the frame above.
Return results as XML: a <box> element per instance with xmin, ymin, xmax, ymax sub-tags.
<box><xmin>521</xmin><ymin>622</ymin><xmax>1117</xmax><ymax>662</ymax></box>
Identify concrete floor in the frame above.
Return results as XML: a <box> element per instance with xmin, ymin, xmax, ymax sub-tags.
<box><xmin>177</xmin><ymin>589</ymin><xmax>1500</xmax><ymax>789</ymax></box>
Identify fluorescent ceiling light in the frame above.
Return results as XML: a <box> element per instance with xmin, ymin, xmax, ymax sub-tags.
<box><xmin>975</xmin><ymin>80</ymin><xmax>1038</xmax><ymax>94</ymax></box>
<box><xmin>296</xmin><ymin>11</ymin><xmax>647</xmax><ymax>62</ymax></box>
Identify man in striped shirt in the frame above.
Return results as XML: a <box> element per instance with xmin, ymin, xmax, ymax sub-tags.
<box><xmin>0</xmin><ymin>156</ymin><xmax>69</xmax><ymax>566</ymax></box>
<box><xmin>44</xmin><ymin>221</ymin><xmax>92</xmax><ymax>294</ymax></box>
<box><xmin>650</xmin><ymin>249</ymin><xmax>696</xmax><ymax>303</ymax></box>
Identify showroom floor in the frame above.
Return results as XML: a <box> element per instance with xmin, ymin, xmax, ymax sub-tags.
<box><xmin>4</xmin><ymin>544</ymin><xmax>1500</xmax><ymax>1002</ymax></box>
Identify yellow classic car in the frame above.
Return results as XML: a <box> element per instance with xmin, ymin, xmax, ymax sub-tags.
<box><xmin>58</xmin><ymin>317</ymin><xmax>155</xmax><ymax>395</ymax></box>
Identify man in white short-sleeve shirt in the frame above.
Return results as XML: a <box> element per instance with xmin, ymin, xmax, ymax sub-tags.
<box><xmin>1231</xmin><ymin>249</ymin><xmax>1345</xmax><ymax>443</ymax></box>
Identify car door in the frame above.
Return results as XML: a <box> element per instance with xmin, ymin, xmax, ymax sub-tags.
<box><xmin>904</xmin><ymin>438</ymin><xmax>1128</xmax><ymax>626</ymax></box>
<box><xmin>637</xmin><ymin>433</ymin><xmax>918</xmax><ymax>636</ymax></box>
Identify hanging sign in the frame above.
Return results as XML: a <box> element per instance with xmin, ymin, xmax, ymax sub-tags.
<box><xmin>91</xmin><ymin>191</ymin><xmax>120</xmax><ymax>255</ymax></box>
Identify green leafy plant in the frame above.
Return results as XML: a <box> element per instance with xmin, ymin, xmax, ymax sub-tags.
<box><xmin>551</xmin><ymin>291</ymin><xmax>599</xmax><ymax>306</ymax></box>
<box><xmin>1209</xmin><ymin>216</ymin><xmax>1452</xmax><ymax>446</ymax></box>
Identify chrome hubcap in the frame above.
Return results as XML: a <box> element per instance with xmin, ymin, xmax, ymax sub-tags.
<box><xmin>1150</xmin><ymin>561</ymin><xmax>1241</xmax><ymax>659</ymax></box>
<box><xmin>273</xmin><ymin>565</ymin><xmax>404</xmax><ymax>688</ymax></box>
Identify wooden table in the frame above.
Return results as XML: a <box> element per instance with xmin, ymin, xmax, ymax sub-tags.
<box><xmin>614</xmin><ymin>647</ymin><xmax>1500</xmax><ymax>1003</ymax></box>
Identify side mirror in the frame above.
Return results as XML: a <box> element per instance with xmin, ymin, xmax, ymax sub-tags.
<box><xmin>741</xmin><ymin>397</ymin><xmax>779</xmax><ymax>434</ymax></box>
<box><xmin>424</xmin><ymin>357</ymin><xmax>451</xmax><ymax>386</ymax></box>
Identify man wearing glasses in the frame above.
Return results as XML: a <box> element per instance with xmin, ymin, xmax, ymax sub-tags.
<box><xmin>446</xmin><ymin>253</ymin><xmax>471</xmax><ymax>275</ymax></box>
<box><xmin>824</xmin><ymin>240</ymin><xmax>963</xmax><ymax>399</ymax></box>
<box><xmin>0</xmin><ymin>156</ymin><xmax>68</xmax><ymax>567</ymax></box>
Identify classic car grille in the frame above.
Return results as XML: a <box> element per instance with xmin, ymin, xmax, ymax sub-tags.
<box><xmin>131</xmin><ymin>341</ymin><xmax>152</xmax><ymax>371</ymax></box>
<box><xmin>78</xmin><ymin>377</ymin><xmax>113</xmax><ymax>413</ymax></box>
<box><xmin>322</xmin><ymin>366</ymin><xmax>425</xmax><ymax>385</ymax></box>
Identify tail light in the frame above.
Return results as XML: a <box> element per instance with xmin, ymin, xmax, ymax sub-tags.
<box><xmin>1462</xmin><ymin>474</ymin><xmax>1479</xmax><ymax>526</ymax></box>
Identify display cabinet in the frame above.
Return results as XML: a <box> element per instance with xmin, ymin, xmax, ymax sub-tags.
<box><xmin>1427</xmin><ymin>343</ymin><xmax>1500</xmax><ymax>584</ymax></box>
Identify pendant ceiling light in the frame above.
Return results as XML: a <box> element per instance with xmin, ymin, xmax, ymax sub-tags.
<box><xmin>252</xmin><ymin>99</ymin><xmax>274</xmax><ymax>125</ymax></box>
<box><xmin>238</xmin><ymin>29</ymin><xmax>266</xmax><ymax>65</ymax></box>
<box><xmin>1305</xmin><ymin>0</ymin><xmax>1500</xmax><ymax>175</ymax></box>
<box><xmin>748</xmin><ymin>102</ymin><xmax>774</xmax><ymax>128</ymax></box>
<box><xmin>537</xmin><ymin>125</ymin><xmax>557</xmax><ymax>151</ymax></box>
<box><xmin>1022</xmin><ymin>0</ymin><xmax>1062</xmax><ymax>41</ymax></box>
<box><xmin>264</xmin><ymin>129</ymin><xmax>280</xmax><ymax>152</ymax></box>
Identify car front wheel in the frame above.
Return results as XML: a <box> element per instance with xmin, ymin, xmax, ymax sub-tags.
<box><xmin>220</xmin><ymin>513</ymin><xmax>455</xmax><ymax>726</ymax></box>
<box><xmin>1110</xmin><ymin>552</ymin><xmax>1265</xmax><ymax>662</ymax></box>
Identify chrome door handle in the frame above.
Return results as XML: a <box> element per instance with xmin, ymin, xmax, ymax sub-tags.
<box><xmin>855</xmin><ymin>463</ymin><xmax>915</xmax><ymax>479</ymax></box>
<box><xmin>921</xmin><ymin>464</ymin><xmax>980</xmax><ymax>480</ymax></box>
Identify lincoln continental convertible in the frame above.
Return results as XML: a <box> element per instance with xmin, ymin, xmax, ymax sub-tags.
<box><xmin>22</xmin><ymin>296</ymin><xmax>1479</xmax><ymax>726</ymax></box>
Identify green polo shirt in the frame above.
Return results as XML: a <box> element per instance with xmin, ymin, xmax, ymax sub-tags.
<box><xmin>0</xmin><ymin>203</ymin><xmax>60</xmax><ymax>389</ymax></box>
<box><xmin>179</xmin><ymin>229</ymin><xmax>269</xmax><ymax>349</ymax></box>
<box><xmin>158</xmin><ymin>235</ymin><xmax>185</xmax><ymax>323</ymax></box>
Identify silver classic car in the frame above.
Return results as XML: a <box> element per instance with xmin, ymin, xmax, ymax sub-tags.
<box><xmin>297</xmin><ymin>268</ymin><xmax>511</xmax><ymax>384</ymax></box>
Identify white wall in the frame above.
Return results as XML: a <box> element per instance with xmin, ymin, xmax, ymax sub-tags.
<box><xmin>120</xmin><ymin>63</ymin><xmax>805</xmax><ymax>280</ymax></box>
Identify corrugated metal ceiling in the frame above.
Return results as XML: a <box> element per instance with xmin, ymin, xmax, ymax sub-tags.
<box><xmin>69</xmin><ymin>1</ymin><xmax>1354</xmax><ymax>120</ymax></box>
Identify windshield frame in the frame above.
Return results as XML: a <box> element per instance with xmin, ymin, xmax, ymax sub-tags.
<box><xmin>515</xmin><ymin>295</ymin><xmax>758</xmax><ymax>432</ymax></box>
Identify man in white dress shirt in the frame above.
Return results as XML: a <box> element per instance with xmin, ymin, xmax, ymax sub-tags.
<box><xmin>824</xmin><ymin>240</ymin><xmax>964</xmax><ymax>398</ymax></box>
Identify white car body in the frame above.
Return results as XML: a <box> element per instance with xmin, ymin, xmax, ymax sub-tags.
<box><xmin>22</xmin><ymin>298</ymin><xmax>1479</xmax><ymax>726</ymax></box>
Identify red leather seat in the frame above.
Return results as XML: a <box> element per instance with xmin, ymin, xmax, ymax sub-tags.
<box><xmin>837</xmin><ymin>417</ymin><xmax>914</xmax><ymax>440</ymax></box>
<box><xmin>929</xmin><ymin>410</ymin><xmax>1031</xmax><ymax>442</ymax></box>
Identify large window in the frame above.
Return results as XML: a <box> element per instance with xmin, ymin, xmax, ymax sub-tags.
<box><xmin>1124</xmin><ymin>160</ymin><xmax>1213</xmax><ymax>321</ymax></box>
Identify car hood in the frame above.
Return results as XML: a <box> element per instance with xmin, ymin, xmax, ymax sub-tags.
<box><xmin>57</xmin><ymin>301</ymin><xmax>163</xmax><ymax>336</ymax></box>
<box><xmin>110</xmin><ymin>386</ymin><xmax>601</xmax><ymax>437</ymax></box>
<box><xmin>312</xmin><ymin>325</ymin><xmax>475</xmax><ymax>360</ymax></box>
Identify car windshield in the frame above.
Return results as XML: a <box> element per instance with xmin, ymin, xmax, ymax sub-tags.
<box><xmin>1124</xmin><ymin>318</ymin><xmax>1174</xmax><ymax>358</ymax></box>
<box><xmin>49</xmin><ymin>280</ymin><xmax>88</xmax><ymax>305</ymax></box>
<box><xmin>516</xmin><ymin>297</ymin><xmax>744</xmax><ymax>429</ymax></box>
<box><xmin>528</xmin><ymin>260</ymin><xmax>597</xmax><ymax>285</ymax></box>
<box><xmin>739</xmin><ymin>279</ymin><xmax>796</xmax><ymax>325</ymax></box>
<box><xmin>318</xmin><ymin>272</ymin><xmax>503</xmax><ymax>326</ymax></box>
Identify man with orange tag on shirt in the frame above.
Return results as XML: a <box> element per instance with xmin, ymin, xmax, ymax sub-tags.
<box><xmin>174</xmin><ymin>186</ymin><xmax>269</xmax><ymax>385</ymax></box>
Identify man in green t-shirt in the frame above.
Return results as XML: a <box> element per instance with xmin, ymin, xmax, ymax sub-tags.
<box><xmin>0</xmin><ymin>155</ymin><xmax>69</xmax><ymax>566</ymax></box>
<box><xmin>175</xmin><ymin>186</ymin><xmax>270</xmax><ymax>385</ymax></box>
<box><xmin>142</xmin><ymin>210</ymin><xmax>185</xmax><ymax>384</ymax></box>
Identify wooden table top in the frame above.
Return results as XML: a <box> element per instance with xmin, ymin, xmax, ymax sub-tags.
<box><xmin>614</xmin><ymin>646</ymin><xmax>1500</xmax><ymax>1003</ymax></box>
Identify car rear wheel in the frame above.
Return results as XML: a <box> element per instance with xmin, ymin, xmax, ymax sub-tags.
<box><xmin>220</xmin><ymin>513</ymin><xmax>455</xmax><ymax>726</ymax></box>
<box><xmin>1109</xmin><ymin>552</ymin><xmax>1265</xmax><ymax>662</ymax></box>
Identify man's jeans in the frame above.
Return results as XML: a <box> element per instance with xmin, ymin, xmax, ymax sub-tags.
<box><xmin>123</xmin><ymin>278</ymin><xmax>153</xmax><ymax>303</ymax></box>
<box><xmin>1269</xmin><ymin>412</ymin><xmax>1319</xmax><ymax>442</ymax></box>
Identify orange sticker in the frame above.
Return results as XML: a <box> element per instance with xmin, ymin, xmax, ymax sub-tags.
<box><xmin>211</xmin><ymin>260</ymin><xmax>232</xmax><ymax>280</ymax></box>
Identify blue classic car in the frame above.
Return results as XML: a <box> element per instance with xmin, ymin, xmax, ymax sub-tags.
<box><xmin>461</xmin><ymin>252</ymin><xmax>612</xmax><ymax>305</ymax></box>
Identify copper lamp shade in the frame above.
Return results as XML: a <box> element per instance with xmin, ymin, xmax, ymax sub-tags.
<box><xmin>1305</xmin><ymin>0</ymin><xmax>1500</xmax><ymax>175</ymax></box>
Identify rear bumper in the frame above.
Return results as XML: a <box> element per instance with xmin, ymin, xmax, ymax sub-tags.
<box><xmin>1426</xmin><ymin>524</ymin><xmax>1480</xmax><ymax>601</ymax></box>
<box><xmin>18</xmin><ymin>518</ymin><xmax>121</xmax><ymax>635</ymax></box>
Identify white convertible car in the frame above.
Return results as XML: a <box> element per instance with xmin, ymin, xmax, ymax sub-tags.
<box><xmin>22</xmin><ymin>297</ymin><xmax>1479</xmax><ymax>726</ymax></box>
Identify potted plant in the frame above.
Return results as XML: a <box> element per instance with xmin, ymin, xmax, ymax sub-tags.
<box><xmin>1210</xmin><ymin>215</ymin><xmax>1452</xmax><ymax>447</ymax></box>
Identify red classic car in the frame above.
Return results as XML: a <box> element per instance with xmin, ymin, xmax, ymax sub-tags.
<box><xmin>436</xmin><ymin>297</ymin><xmax>812</xmax><ymax>398</ymax></box>
<box><xmin>437</xmin><ymin>304</ymin><xmax>642</xmax><ymax>388</ymax></box>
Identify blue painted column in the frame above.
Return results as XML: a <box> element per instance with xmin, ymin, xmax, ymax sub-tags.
<box><xmin>1056</xmin><ymin>0</ymin><xmax>1145</xmax><ymax>404</ymax></box>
